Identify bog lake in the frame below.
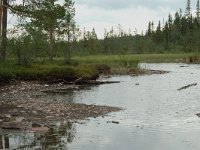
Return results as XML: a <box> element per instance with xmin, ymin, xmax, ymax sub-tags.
<box><xmin>1</xmin><ymin>63</ymin><xmax>200</xmax><ymax>150</ymax></box>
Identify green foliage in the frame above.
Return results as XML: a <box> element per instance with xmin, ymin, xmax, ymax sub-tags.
<box><xmin>94</xmin><ymin>64</ymin><xmax>111</xmax><ymax>74</ymax></box>
<box><xmin>0</xmin><ymin>62</ymin><xmax>75</xmax><ymax>80</ymax></box>
<box><xmin>10</xmin><ymin>0</ymin><xmax>76</xmax><ymax>62</ymax></box>
<box><xmin>73</xmin><ymin>55</ymin><xmax>139</xmax><ymax>68</ymax></box>
<box><xmin>4</xmin><ymin>0</ymin><xmax>200</xmax><ymax>67</ymax></box>
<box><xmin>13</xmin><ymin>35</ymin><xmax>35</xmax><ymax>66</ymax></box>
<box><xmin>75</xmin><ymin>64</ymin><xmax>98</xmax><ymax>78</ymax></box>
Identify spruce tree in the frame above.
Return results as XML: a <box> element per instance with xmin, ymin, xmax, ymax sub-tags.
<box><xmin>147</xmin><ymin>21</ymin><xmax>152</xmax><ymax>36</ymax></box>
<box><xmin>196</xmin><ymin>0</ymin><xmax>200</xmax><ymax>52</ymax></box>
<box><xmin>163</xmin><ymin>22</ymin><xmax>170</xmax><ymax>50</ymax></box>
<box><xmin>185</xmin><ymin>0</ymin><xmax>191</xmax><ymax>18</ymax></box>
<box><xmin>197</xmin><ymin>0</ymin><xmax>200</xmax><ymax>20</ymax></box>
<box><xmin>154</xmin><ymin>21</ymin><xmax>162</xmax><ymax>44</ymax></box>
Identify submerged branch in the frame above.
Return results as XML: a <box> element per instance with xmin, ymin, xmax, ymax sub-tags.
<box><xmin>178</xmin><ymin>83</ymin><xmax>197</xmax><ymax>91</ymax></box>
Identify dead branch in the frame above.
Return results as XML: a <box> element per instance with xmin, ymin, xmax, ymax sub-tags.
<box><xmin>178</xmin><ymin>83</ymin><xmax>197</xmax><ymax>91</ymax></box>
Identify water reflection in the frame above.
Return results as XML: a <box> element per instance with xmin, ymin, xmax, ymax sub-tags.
<box><xmin>1</xmin><ymin>63</ymin><xmax>200</xmax><ymax>150</ymax></box>
<box><xmin>33</xmin><ymin>86</ymin><xmax>95</xmax><ymax>104</ymax></box>
<box><xmin>0</xmin><ymin>135</ymin><xmax>9</xmax><ymax>149</ymax></box>
<box><xmin>0</xmin><ymin>122</ymin><xmax>76</xmax><ymax>149</ymax></box>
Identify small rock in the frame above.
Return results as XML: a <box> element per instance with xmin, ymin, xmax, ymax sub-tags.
<box><xmin>32</xmin><ymin>123</ymin><xmax>42</xmax><ymax>128</ymax></box>
<box><xmin>15</xmin><ymin>117</ymin><xmax>26</xmax><ymax>122</ymax></box>
<box><xmin>0</xmin><ymin>114</ymin><xmax>12</xmax><ymax>122</ymax></box>
<box><xmin>28</xmin><ymin>127</ymin><xmax>49</xmax><ymax>132</ymax></box>
<box><xmin>136</xmin><ymin>125</ymin><xmax>144</xmax><ymax>129</ymax></box>
<box><xmin>44</xmin><ymin>84</ymin><xmax>49</xmax><ymax>87</ymax></box>
<box><xmin>107</xmin><ymin>121</ymin><xmax>119</xmax><ymax>124</ymax></box>
<box><xmin>1</xmin><ymin>122</ymin><xmax>25</xmax><ymax>130</ymax></box>
<box><xmin>4</xmin><ymin>114</ymin><xmax>11</xmax><ymax>118</ymax></box>
<box><xmin>32</xmin><ymin>111</ymin><xmax>38</xmax><ymax>114</ymax></box>
<box><xmin>196</xmin><ymin>113</ymin><xmax>200</xmax><ymax>117</ymax></box>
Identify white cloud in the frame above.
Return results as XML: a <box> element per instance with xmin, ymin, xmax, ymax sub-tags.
<box><xmin>74</xmin><ymin>0</ymin><xmax>184</xmax><ymax>10</ymax></box>
<box><xmin>8</xmin><ymin>0</ymin><xmax>197</xmax><ymax>39</ymax></box>
<box><xmin>73</xmin><ymin>0</ymin><xmax>200</xmax><ymax>38</ymax></box>
<box><xmin>75</xmin><ymin>3</ymin><xmax>175</xmax><ymax>38</ymax></box>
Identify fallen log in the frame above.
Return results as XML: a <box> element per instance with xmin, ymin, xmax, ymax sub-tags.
<box><xmin>196</xmin><ymin>113</ymin><xmax>200</xmax><ymax>117</ymax></box>
<box><xmin>73</xmin><ymin>77</ymin><xmax>84</xmax><ymax>85</ymax></box>
<box><xmin>1</xmin><ymin>122</ymin><xmax>26</xmax><ymax>130</ymax></box>
<box><xmin>146</xmin><ymin>69</ymin><xmax>170</xmax><ymax>75</ymax></box>
<box><xmin>178</xmin><ymin>83</ymin><xmax>197</xmax><ymax>91</ymax></box>
<box><xmin>75</xmin><ymin>80</ymin><xmax>120</xmax><ymax>85</ymax></box>
<box><xmin>46</xmin><ymin>77</ymin><xmax>120</xmax><ymax>85</ymax></box>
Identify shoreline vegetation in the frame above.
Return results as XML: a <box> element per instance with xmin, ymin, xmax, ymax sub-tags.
<box><xmin>0</xmin><ymin>53</ymin><xmax>199</xmax><ymax>84</ymax></box>
<box><xmin>0</xmin><ymin>53</ymin><xmax>198</xmax><ymax>131</ymax></box>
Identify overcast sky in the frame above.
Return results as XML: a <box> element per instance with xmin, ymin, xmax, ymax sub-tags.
<box><xmin>73</xmin><ymin>0</ymin><xmax>195</xmax><ymax>38</ymax></box>
<box><xmin>7</xmin><ymin>0</ymin><xmax>196</xmax><ymax>38</ymax></box>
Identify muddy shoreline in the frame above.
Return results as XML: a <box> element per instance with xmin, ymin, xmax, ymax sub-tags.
<box><xmin>0</xmin><ymin>69</ymin><xmax>168</xmax><ymax>131</ymax></box>
<box><xmin>0</xmin><ymin>81</ymin><xmax>122</xmax><ymax>131</ymax></box>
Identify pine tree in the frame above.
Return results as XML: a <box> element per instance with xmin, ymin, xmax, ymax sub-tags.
<box><xmin>196</xmin><ymin>0</ymin><xmax>200</xmax><ymax>52</ymax></box>
<box><xmin>168</xmin><ymin>13</ymin><xmax>173</xmax><ymax>29</ymax></box>
<box><xmin>83</xmin><ymin>27</ymin><xmax>87</xmax><ymax>48</ymax></box>
<box><xmin>60</xmin><ymin>0</ymin><xmax>76</xmax><ymax>63</ymax></box>
<box><xmin>185</xmin><ymin>0</ymin><xmax>191</xmax><ymax>18</ymax></box>
<box><xmin>197</xmin><ymin>0</ymin><xmax>200</xmax><ymax>20</ymax></box>
<box><xmin>180</xmin><ymin>9</ymin><xmax>183</xmax><ymax>19</ymax></box>
<box><xmin>154</xmin><ymin>21</ymin><xmax>162</xmax><ymax>43</ymax></box>
<box><xmin>151</xmin><ymin>21</ymin><xmax>154</xmax><ymax>32</ymax></box>
<box><xmin>147</xmin><ymin>21</ymin><xmax>152</xmax><ymax>36</ymax></box>
<box><xmin>174</xmin><ymin>12</ymin><xmax>181</xmax><ymax>27</ymax></box>
<box><xmin>88</xmin><ymin>28</ymin><xmax>98</xmax><ymax>54</ymax></box>
<box><xmin>163</xmin><ymin>22</ymin><xmax>170</xmax><ymax>50</ymax></box>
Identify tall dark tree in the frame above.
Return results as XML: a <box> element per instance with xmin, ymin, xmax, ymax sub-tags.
<box><xmin>28</xmin><ymin>0</ymin><xmax>66</xmax><ymax>61</ymax></box>
<box><xmin>88</xmin><ymin>28</ymin><xmax>98</xmax><ymax>54</ymax></box>
<box><xmin>185</xmin><ymin>0</ymin><xmax>191</xmax><ymax>17</ymax></box>
<box><xmin>153</xmin><ymin>21</ymin><xmax>163</xmax><ymax>43</ymax></box>
<box><xmin>147</xmin><ymin>21</ymin><xmax>152</xmax><ymax>36</ymax></box>
<box><xmin>196</xmin><ymin>0</ymin><xmax>200</xmax><ymax>52</ymax></box>
<box><xmin>196</xmin><ymin>0</ymin><xmax>200</xmax><ymax>23</ymax></box>
<box><xmin>0</xmin><ymin>0</ymin><xmax>8</xmax><ymax>62</ymax></box>
<box><xmin>60</xmin><ymin>0</ymin><xmax>76</xmax><ymax>63</ymax></box>
<box><xmin>163</xmin><ymin>22</ymin><xmax>170</xmax><ymax>50</ymax></box>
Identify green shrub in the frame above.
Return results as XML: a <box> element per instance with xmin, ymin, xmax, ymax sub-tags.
<box><xmin>94</xmin><ymin>64</ymin><xmax>111</xmax><ymax>74</ymax></box>
<box><xmin>75</xmin><ymin>64</ymin><xmax>98</xmax><ymax>79</ymax></box>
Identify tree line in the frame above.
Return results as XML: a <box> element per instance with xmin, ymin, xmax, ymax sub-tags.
<box><xmin>88</xmin><ymin>0</ymin><xmax>200</xmax><ymax>55</ymax></box>
<box><xmin>0</xmin><ymin>0</ymin><xmax>198</xmax><ymax>65</ymax></box>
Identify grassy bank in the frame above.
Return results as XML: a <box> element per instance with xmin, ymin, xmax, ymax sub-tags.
<box><xmin>73</xmin><ymin>53</ymin><xmax>199</xmax><ymax>64</ymax></box>
<box><xmin>0</xmin><ymin>53</ymin><xmax>199</xmax><ymax>83</ymax></box>
<box><xmin>0</xmin><ymin>63</ymin><xmax>100</xmax><ymax>83</ymax></box>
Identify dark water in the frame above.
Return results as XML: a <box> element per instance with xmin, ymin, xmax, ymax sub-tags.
<box><xmin>1</xmin><ymin>63</ymin><xmax>200</xmax><ymax>150</ymax></box>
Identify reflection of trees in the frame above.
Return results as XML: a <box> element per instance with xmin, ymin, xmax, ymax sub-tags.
<box><xmin>41</xmin><ymin>89</ymin><xmax>76</xmax><ymax>103</ymax></box>
<box><xmin>0</xmin><ymin>134</ymin><xmax>9</xmax><ymax>149</ymax></box>
<box><xmin>0</xmin><ymin>133</ymin><xmax>35</xmax><ymax>149</ymax></box>
<box><xmin>0</xmin><ymin>122</ymin><xmax>76</xmax><ymax>149</ymax></box>
<box><xmin>38</xmin><ymin>122</ymin><xmax>76</xmax><ymax>149</ymax></box>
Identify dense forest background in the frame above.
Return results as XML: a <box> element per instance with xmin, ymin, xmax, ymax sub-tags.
<box><xmin>0</xmin><ymin>0</ymin><xmax>199</xmax><ymax>65</ymax></box>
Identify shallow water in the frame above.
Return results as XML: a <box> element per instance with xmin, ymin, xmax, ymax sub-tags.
<box><xmin>1</xmin><ymin>63</ymin><xmax>200</xmax><ymax>150</ymax></box>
